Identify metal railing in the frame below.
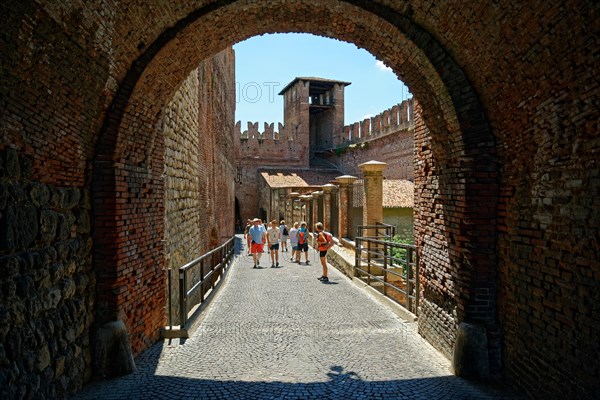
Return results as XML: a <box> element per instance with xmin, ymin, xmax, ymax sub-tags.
<box><xmin>355</xmin><ymin>226</ymin><xmax>419</xmax><ymax>315</ymax></box>
<box><xmin>168</xmin><ymin>236</ymin><xmax>235</xmax><ymax>328</ymax></box>
<box><xmin>356</xmin><ymin>222</ymin><xmax>396</xmax><ymax>240</ymax></box>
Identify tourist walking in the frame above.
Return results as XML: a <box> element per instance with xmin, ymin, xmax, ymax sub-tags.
<box><xmin>289</xmin><ymin>222</ymin><xmax>300</xmax><ymax>263</ymax></box>
<box><xmin>315</xmin><ymin>222</ymin><xmax>334</xmax><ymax>282</ymax></box>
<box><xmin>248</xmin><ymin>218</ymin><xmax>266</xmax><ymax>268</ymax></box>
<box><xmin>297</xmin><ymin>221</ymin><xmax>310</xmax><ymax>265</ymax></box>
<box><xmin>243</xmin><ymin>219</ymin><xmax>252</xmax><ymax>255</ymax></box>
<box><xmin>267</xmin><ymin>220</ymin><xmax>281</xmax><ymax>268</ymax></box>
<box><xmin>279</xmin><ymin>220</ymin><xmax>289</xmax><ymax>252</ymax></box>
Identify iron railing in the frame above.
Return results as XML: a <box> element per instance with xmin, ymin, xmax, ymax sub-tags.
<box><xmin>168</xmin><ymin>236</ymin><xmax>235</xmax><ymax>328</ymax></box>
<box><xmin>355</xmin><ymin>225</ymin><xmax>419</xmax><ymax>315</ymax></box>
<box><xmin>356</xmin><ymin>222</ymin><xmax>396</xmax><ymax>240</ymax></box>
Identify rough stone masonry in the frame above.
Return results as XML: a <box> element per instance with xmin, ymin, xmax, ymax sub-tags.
<box><xmin>0</xmin><ymin>1</ymin><xmax>598</xmax><ymax>399</ymax></box>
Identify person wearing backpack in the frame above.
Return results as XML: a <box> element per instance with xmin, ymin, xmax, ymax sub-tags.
<box><xmin>315</xmin><ymin>222</ymin><xmax>334</xmax><ymax>282</ymax></box>
<box><xmin>297</xmin><ymin>221</ymin><xmax>310</xmax><ymax>265</ymax></box>
<box><xmin>289</xmin><ymin>222</ymin><xmax>300</xmax><ymax>263</ymax></box>
<box><xmin>279</xmin><ymin>220</ymin><xmax>289</xmax><ymax>252</ymax></box>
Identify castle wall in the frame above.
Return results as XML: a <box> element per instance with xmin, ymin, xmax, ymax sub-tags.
<box><xmin>235</xmin><ymin>80</ymin><xmax>312</xmax><ymax>222</ymax></box>
<box><xmin>1</xmin><ymin>2</ymin><xmax>597</xmax><ymax>399</ymax></box>
<box><xmin>162</xmin><ymin>48</ymin><xmax>235</xmax><ymax>324</ymax></box>
<box><xmin>334</xmin><ymin>99</ymin><xmax>414</xmax><ymax>147</ymax></box>
<box><xmin>327</xmin><ymin>98</ymin><xmax>415</xmax><ymax>181</ymax></box>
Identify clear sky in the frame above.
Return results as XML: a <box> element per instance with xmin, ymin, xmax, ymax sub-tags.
<box><xmin>233</xmin><ymin>33</ymin><xmax>411</xmax><ymax>127</ymax></box>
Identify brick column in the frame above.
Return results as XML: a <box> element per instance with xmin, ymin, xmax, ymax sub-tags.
<box><xmin>311</xmin><ymin>191</ymin><xmax>321</xmax><ymax>232</ymax></box>
<box><xmin>299</xmin><ymin>194</ymin><xmax>312</xmax><ymax>226</ymax></box>
<box><xmin>358</xmin><ymin>161</ymin><xmax>387</xmax><ymax>226</ymax></box>
<box><xmin>336</xmin><ymin>175</ymin><xmax>358</xmax><ymax>239</ymax></box>
<box><xmin>289</xmin><ymin>192</ymin><xmax>300</xmax><ymax>224</ymax></box>
<box><xmin>322</xmin><ymin>184</ymin><xmax>336</xmax><ymax>231</ymax></box>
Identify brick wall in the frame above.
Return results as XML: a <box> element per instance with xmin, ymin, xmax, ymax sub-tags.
<box><xmin>1</xmin><ymin>1</ymin><xmax>598</xmax><ymax>399</ymax></box>
<box><xmin>330</xmin><ymin>99</ymin><xmax>415</xmax><ymax>180</ymax></box>
<box><xmin>412</xmin><ymin>103</ymin><xmax>458</xmax><ymax>359</ymax></box>
<box><xmin>332</xmin><ymin>126</ymin><xmax>414</xmax><ymax>181</ymax></box>
<box><xmin>161</xmin><ymin>49</ymin><xmax>236</xmax><ymax>323</ymax></box>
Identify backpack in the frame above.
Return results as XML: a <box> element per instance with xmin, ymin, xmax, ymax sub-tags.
<box><xmin>283</xmin><ymin>226</ymin><xmax>288</xmax><ymax>236</ymax></box>
<box><xmin>298</xmin><ymin>229</ymin><xmax>306</xmax><ymax>245</ymax></box>
<box><xmin>321</xmin><ymin>232</ymin><xmax>334</xmax><ymax>249</ymax></box>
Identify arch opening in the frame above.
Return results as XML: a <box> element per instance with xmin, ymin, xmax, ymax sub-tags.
<box><xmin>91</xmin><ymin>0</ymin><xmax>498</xmax><ymax>373</ymax></box>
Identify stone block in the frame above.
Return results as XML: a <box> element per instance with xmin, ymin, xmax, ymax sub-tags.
<box><xmin>56</xmin><ymin>212</ymin><xmax>75</xmax><ymax>240</ymax></box>
<box><xmin>0</xmin><ymin>204</ymin><xmax>38</xmax><ymax>251</ymax></box>
<box><xmin>30</xmin><ymin>182</ymin><xmax>50</xmax><ymax>207</ymax></box>
<box><xmin>35</xmin><ymin>345</ymin><xmax>51</xmax><ymax>372</ymax></box>
<box><xmin>76</xmin><ymin>209</ymin><xmax>91</xmax><ymax>234</ymax></box>
<box><xmin>3</xmin><ymin>148</ymin><xmax>21</xmax><ymax>179</ymax></box>
<box><xmin>64</xmin><ymin>188</ymin><xmax>81</xmax><ymax>209</ymax></box>
<box><xmin>47</xmin><ymin>286</ymin><xmax>62</xmax><ymax>309</ymax></box>
<box><xmin>61</xmin><ymin>277</ymin><xmax>76</xmax><ymax>300</ymax></box>
<box><xmin>0</xmin><ymin>183</ymin><xmax>7</xmax><ymax>210</ymax></box>
<box><xmin>0</xmin><ymin>255</ymin><xmax>20</xmax><ymax>279</ymax></box>
<box><xmin>93</xmin><ymin>320</ymin><xmax>136</xmax><ymax>377</ymax></box>
<box><xmin>39</xmin><ymin>210</ymin><xmax>58</xmax><ymax>244</ymax></box>
<box><xmin>452</xmin><ymin>322</ymin><xmax>490</xmax><ymax>379</ymax></box>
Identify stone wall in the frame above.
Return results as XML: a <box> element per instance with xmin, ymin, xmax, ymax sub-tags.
<box><xmin>1</xmin><ymin>1</ymin><xmax>598</xmax><ymax>399</ymax></box>
<box><xmin>162</xmin><ymin>69</ymin><xmax>202</xmax><ymax>326</ymax></box>
<box><xmin>0</xmin><ymin>148</ymin><xmax>95</xmax><ymax>398</ymax></box>
<box><xmin>162</xmin><ymin>48</ymin><xmax>235</xmax><ymax>324</ymax></box>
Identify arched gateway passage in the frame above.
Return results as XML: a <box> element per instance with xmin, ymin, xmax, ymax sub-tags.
<box><xmin>93</xmin><ymin>0</ymin><xmax>497</xmax><ymax>374</ymax></box>
<box><xmin>2</xmin><ymin>1</ymin><xmax>596</xmax><ymax>399</ymax></box>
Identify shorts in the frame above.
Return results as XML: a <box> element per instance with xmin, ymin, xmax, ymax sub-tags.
<box><xmin>319</xmin><ymin>250</ymin><xmax>328</xmax><ymax>257</ymax></box>
<box><xmin>292</xmin><ymin>244</ymin><xmax>299</xmax><ymax>251</ymax></box>
<box><xmin>251</xmin><ymin>242</ymin><xmax>264</xmax><ymax>254</ymax></box>
<box><xmin>299</xmin><ymin>242</ymin><xmax>309</xmax><ymax>252</ymax></box>
<box><xmin>269</xmin><ymin>243</ymin><xmax>279</xmax><ymax>251</ymax></box>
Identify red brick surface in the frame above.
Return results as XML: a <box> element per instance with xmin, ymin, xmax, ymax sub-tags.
<box><xmin>1</xmin><ymin>1</ymin><xmax>598</xmax><ymax>399</ymax></box>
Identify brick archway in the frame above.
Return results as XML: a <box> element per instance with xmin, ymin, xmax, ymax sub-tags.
<box><xmin>91</xmin><ymin>0</ymin><xmax>497</xmax><ymax>366</ymax></box>
<box><xmin>3</xmin><ymin>1</ymin><xmax>597</xmax><ymax>398</ymax></box>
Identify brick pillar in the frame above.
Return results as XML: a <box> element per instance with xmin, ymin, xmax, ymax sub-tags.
<box><xmin>358</xmin><ymin>161</ymin><xmax>387</xmax><ymax>226</ymax></box>
<box><xmin>311</xmin><ymin>191</ymin><xmax>321</xmax><ymax>232</ymax></box>
<box><xmin>289</xmin><ymin>192</ymin><xmax>300</xmax><ymax>225</ymax></box>
<box><xmin>299</xmin><ymin>194</ymin><xmax>312</xmax><ymax>226</ymax></box>
<box><xmin>336</xmin><ymin>175</ymin><xmax>358</xmax><ymax>239</ymax></box>
<box><xmin>322</xmin><ymin>184</ymin><xmax>335</xmax><ymax>231</ymax></box>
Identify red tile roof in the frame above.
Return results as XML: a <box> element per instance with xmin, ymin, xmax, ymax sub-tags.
<box><xmin>260</xmin><ymin>169</ymin><xmax>341</xmax><ymax>188</ymax></box>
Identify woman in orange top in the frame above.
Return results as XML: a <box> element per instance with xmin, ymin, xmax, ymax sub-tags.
<box><xmin>315</xmin><ymin>222</ymin><xmax>332</xmax><ymax>282</ymax></box>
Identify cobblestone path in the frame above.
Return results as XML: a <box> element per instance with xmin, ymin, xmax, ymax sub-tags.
<box><xmin>75</xmin><ymin>236</ymin><xmax>521</xmax><ymax>400</ymax></box>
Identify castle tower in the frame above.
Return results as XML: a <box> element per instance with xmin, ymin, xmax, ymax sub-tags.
<box><xmin>279</xmin><ymin>77</ymin><xmax>351</xmax><ymax>167</ymax></box>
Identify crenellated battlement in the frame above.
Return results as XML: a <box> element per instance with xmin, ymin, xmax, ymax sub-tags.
<box><xmin>335</xmin><ymin>98</ymin><xmax>414</xmax><ymax>146</ymax></box>
<box><xmin>236</xmin><ymin>121</ymin><xmax>291</xmax><ymax>142</ymax></box>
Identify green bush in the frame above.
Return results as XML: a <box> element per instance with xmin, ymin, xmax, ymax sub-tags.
<box><xmin>388</xmin><ymin>234</ymin><xmax>414</xmax><ymax>275</ymax></box>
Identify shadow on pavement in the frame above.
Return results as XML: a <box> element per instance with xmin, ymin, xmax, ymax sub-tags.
<box><xmin>76</xmin><ymin>357</ymin><xmax>522</xmax><ymax>400</ymax></box>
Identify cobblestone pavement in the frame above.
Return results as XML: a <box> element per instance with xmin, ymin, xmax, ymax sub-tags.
<box><xmin>75</xmin><ymin>236</ymin><xmax>522</xmax><ymax>400</ymax></box>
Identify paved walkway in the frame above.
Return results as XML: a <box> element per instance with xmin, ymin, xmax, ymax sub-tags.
<box><xmin>75</xmin><ymin>236</ymin><xmax>521</xmax><ymax>399</ymax></box>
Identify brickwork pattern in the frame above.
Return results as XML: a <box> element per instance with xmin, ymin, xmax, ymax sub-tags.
<box><xmin>0</xmin><ymin>1</ymin><xmax>598</xmax><ymax>399</ymax></box>
<box><xmin>333</xmin><ymin>127</ymin><xmax>414</xmax><ymax>181</ymax></box>
<box><xmin>162</xmin><ymin>67</ymin><xmax>203</xmax><ymax>324</ymax></box>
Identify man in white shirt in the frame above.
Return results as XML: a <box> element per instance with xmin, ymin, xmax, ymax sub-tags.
<box><xmin>248</xmin><ymin>218</ymin><xmax>266</xmax><ymax>268</ymax></box>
